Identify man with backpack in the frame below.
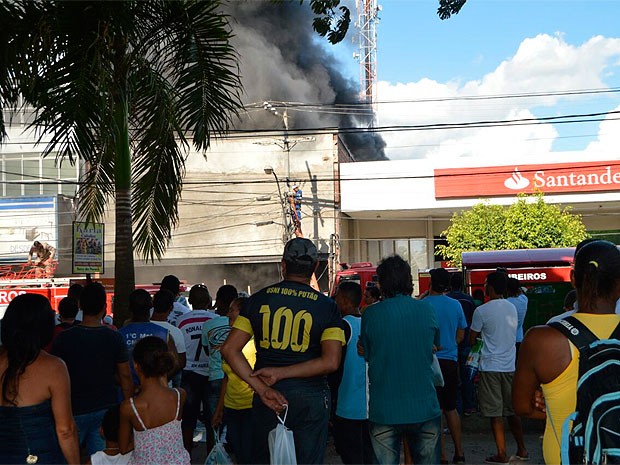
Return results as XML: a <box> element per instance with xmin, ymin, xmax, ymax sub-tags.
<box><xmin>514</xmin><ymin>240</ymin><xmax>620</xmax><ymax>465</ymax></box>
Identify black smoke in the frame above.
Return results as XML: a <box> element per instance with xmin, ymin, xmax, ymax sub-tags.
<box><xmin>225</xmin><ymin>1</ymin><xmax>387</xmax><ymax>161</ymax></box>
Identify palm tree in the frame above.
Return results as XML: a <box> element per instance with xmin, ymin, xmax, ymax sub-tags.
<box><xmin>0</xmin><ymin>1</ymin><xmax>242</xmax><ymax>324</ymax></box>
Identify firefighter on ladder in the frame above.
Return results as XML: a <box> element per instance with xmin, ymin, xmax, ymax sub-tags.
<box><xmin>27</xmin><ymin>240</ymin><xmax>56</xmax><ymax>278</ymax></box>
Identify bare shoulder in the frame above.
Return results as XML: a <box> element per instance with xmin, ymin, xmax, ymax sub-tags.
<box><xmin>36</xmin><ymin>351</ymin><xmax>69</xmax><ymax>377</ymax></box>
<box><xmin>522</xmin><ymin>324</ymin><xmax>572</xmax><ymax>383</ymax></box>
<box><xmin>524</xmin><ymin>324</ymin><xmax>566</xmax><ymax>345</ymax></box>
<box><xmin>119</xmin><ymin>398</ymin><xmax>134</xmax><ymax>418</ymax></box>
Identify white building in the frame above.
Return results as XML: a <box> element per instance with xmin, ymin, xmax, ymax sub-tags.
<box><xmin>339</xmin><ymin>151</ymin><xmax>620</xmax><ymax>277</ymax></box>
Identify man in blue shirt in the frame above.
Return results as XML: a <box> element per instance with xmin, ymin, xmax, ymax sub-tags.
<box><xmin>118</xmin><ymin>289</ymin><xmax>170</xmax><ymax>386</ymax></box>
<box><xmin>424</xmin><ymin>268</ymin><xmax>467</xmax><ymax>464</ymax></box>
<box><xmin>361</xmin><ymin>255</ymin><xmax>441</xmax><ymax>465</ymax></box>
<box><xmin>333</xmin><ymin>281</ymin><xmax>374</xmax><ymax>465</ymax></box>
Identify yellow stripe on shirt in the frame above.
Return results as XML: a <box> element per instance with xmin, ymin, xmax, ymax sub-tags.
<box><xmin>232</xmin><ymin>315</ymin><xmax>254</xmax><ymax>336</ymax></box>
<box><xmin>321</xmin><ymin>327</ymin><xmax>346</xmax><ymax>345</ymax></box>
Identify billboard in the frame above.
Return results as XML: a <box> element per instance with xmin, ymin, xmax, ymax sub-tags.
<box><xmin>434</xmin><ymin>160</ymin><xmax>620</xmax><ymax>199</ymax></box>
<box><xmin>0</xmin><ymin>197</ymin><xmax>57</xmax><ymax>263</ymax></box>
<box><xmin>72</xmin><ymin>222</ymin><xmax>104</xmax><ymax>274</ymax></box>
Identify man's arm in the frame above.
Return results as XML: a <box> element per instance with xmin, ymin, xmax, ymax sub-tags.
<box><xmin>456</xmin><ymin>328</ymin><xmax>465</xmax><ymax>345</ymax></box>
<box><xmin>469</xmin><ymin>329</ymin><xmax>480</xmax><ymax>347</ymax></box>
<box><xmin>221</xmin><ymin>327</ymin><xmax>287</xmax><ymax>413</ymax></box>
<box><xmin>513</xmin><ymin>327</ymin><xmax>547</xmax><ymax>420</ymax></box>
<box><xmin>27</xmin><ymin>245</ymin><xmax>36</xmax><ymax>264</ymax></box>
<box><xmin>469</xmin><ymin>308</ymin><xmax>482</xmax><ymax>346</ymax></box>
<box><xmin>252</xmin><ymin>339</ymin><xmax>342</xmax><ymax>385</ymax></box>
<box><xmin>116</xmin><ymin>361</ymin><xmax>134</xmax><ymax>400</ymax></box>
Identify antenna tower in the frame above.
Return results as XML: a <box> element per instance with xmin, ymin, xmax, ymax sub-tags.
<box><xmin>355</xmin><ymin>0</ymin><xmax>380</xmax><ymax>112</ymax></box>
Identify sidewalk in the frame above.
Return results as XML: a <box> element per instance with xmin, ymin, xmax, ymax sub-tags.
<box><xmin>191</xmin><ymin>414</ymin><xmax>547</xmax><ymax>464</ymax></box>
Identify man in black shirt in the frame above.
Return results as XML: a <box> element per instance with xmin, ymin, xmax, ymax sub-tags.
<box><xmin>52</xmin><ymin>283</ymin><xmax>132</xmax><ymax>456</ymax></box>
<box><xmin>222</xmin><ymin>238</ymin><xmax>345</xmax><ymax>464</ymax></box>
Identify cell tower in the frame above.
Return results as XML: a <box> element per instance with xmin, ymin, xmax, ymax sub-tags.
<box><xmin>355</xmin><ymin>0</ymin><xmax>380</xmax><ymax>111</ymax></box>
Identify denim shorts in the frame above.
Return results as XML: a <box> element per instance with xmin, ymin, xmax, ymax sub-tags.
<box><xmin>369</xmin><ymin>416</ymin><xmax>441</xmax><ymax>465</ymax></box>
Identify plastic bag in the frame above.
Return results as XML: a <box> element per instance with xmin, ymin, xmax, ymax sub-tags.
<box><xmin>205</xmin><ymin>428</ymin><xmax>233</xmax><ymax>465</ymax></box>
<box><xmin>431</xmin><ymin>353</ymin><xmax>444</xmax><ymax>387</ymax></box>
<box><xmin>268</xmin><ymin>405</ymin><xmax>297</xmax><ymax>465</ymax></box>
<box><xmin>465</xmin><ymin>338</ymin><xmax>483</xmax><ymax>381</ymax></box>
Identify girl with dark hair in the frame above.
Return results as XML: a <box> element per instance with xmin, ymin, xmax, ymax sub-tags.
<box><xmin>0</xmin><ymin>293</ymin><xmax>79</xmax><ymax>464</ymax></box>
<box><xmin>514</xmin><ymin>240</ymin><xmax>620</xmax><ymax>464</ymax></box>
<box><xmin>119</xmin><ymin>336</ymin><xmax>189</xmax><ymax>465</ymax></box>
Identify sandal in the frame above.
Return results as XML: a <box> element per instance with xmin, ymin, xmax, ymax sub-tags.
<box><xmin>453</xmin><ymin>454</ymin><xmax>466</xmax><ymax>464</ymax></box>
<box><xmin>485</xmin><ymin>455</ymin><xmax>509</xmax><ymax>464</ymax></box>
<box><xmin>513</xmin><ymin>455</ymin><xmax>530</xmax><ymax>461</ymax></box>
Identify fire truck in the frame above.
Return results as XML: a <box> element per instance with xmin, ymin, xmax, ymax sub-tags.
<box><xmin>331</xmin><ymin>262</ymin><xmax>378</xmax><ymax>297</ymax></box>
<box><xmin>0</xmin><ymin>263</ymin><xmax>183</xmax><ymax>319</ymax></box>
<box><xmin>419</xmin><ymin>247</ymin><xmax>575</xmax><ymax>330</ymax></box>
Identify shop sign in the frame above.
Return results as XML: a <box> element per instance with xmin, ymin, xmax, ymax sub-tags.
<box><xmin>434</xmin><ymin>160</ymin><xmax>620</xmax><ymax>199</ymax></box>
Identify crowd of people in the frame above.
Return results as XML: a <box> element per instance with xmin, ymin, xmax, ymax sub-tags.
<box><xmin>1</xmin><ymin>237</ymin><xmax>619</xmax><ymax>465</ymax></box>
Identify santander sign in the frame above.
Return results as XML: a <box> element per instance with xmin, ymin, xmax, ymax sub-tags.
<box><xmin>434</xmin><ymin>161</ymin><xmax>620</xmax><ymax>199</ymax></box>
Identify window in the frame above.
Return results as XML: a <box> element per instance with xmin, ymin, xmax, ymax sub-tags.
<box><xmin>0</xmin><ymin>153</ymin><xmax>79</xmax><ymax>198</ymax></box>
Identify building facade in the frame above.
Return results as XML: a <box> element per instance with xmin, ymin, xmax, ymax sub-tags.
<box><xmin>339</xmin><ymin>152</ymin><xmax>620</xmax><ymax>284</ymax></box>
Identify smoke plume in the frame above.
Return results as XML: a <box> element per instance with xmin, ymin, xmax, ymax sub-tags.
<box><xmin>226</xmin><ymin>1</ymin><xmax>387</xmax><ymax>161</ymax></box>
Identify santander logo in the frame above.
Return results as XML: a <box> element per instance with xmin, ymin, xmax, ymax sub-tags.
<box><xmin>504</xmin><ymin>167</ymin><xmax>530</xmax><ymax>190</ymax></box>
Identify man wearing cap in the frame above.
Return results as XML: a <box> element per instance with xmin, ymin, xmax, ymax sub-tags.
<box><xmin>423</xmin><ymin>268</ymin><xmax>467</xmax><ymax>464</ymax></box>
<box><xmin>222</xmin><ymin>237</ymin><xmax>345</xmax><ymax>465</ymax></box>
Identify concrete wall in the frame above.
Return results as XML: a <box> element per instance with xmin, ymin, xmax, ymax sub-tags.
<box><xmin>100</xmin><ymin>132</ymin><xmax>344</xmax><ymax>290</ymax></box>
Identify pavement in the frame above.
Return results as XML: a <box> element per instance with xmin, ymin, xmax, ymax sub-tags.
<box><xmin>191</xmin><ymin>414</ymin><xmax>546</xmax><ymax>465</ymax></box>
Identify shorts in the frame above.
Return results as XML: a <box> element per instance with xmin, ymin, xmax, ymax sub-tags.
<box><xmin>478</xmin><ymin>371</ymin><xmax>514</xmax><ymax>417</ymax></box>
<box><xmin>435</xmin><ymin>359</ymin><xmax>459</xmax><ymax>411</ymax></box>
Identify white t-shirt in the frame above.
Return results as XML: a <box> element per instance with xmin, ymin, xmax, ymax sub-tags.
<box><xmin>470</xmin><ymin>299</ymin><xmax>517</xmax><ymax>373</ymax></box>
<box><xmin>175</xmin><ymin>309</ymin><xmax>217</xmax><ymax>376</ymax></box>
<box><xmin>167</xmin><ymin>301</ymin><xmax>191</xmax><ymax>325</ymax></box>
<box><xmin>90</xmin><ymin>451</ymin><xmax>132</xmax><ymax>465</ymax></box>
<box><xmin>152</xmin><ymin>320</ymin><xmax>186</xmax><ymax>354</ymax></box>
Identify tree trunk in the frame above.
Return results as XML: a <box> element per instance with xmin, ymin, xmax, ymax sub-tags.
<box><xmin>112</xmin><ymin>96</ymin><xmax>134</xmax><ymax>327</ymax></box>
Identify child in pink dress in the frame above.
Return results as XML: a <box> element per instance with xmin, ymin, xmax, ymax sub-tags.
<box><xmin>119</xmin><ymin>336</ymin><xmax>190</xmax><ymax>465</ymax></box>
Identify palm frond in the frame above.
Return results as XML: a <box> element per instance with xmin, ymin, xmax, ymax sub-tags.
<box><xmin>128</xmin><ymin>58</ymin><xmax>186</xmax><ymax>261</ymax></box>
<box><xmin>0</xmin><ymin>1</ymin><xmax>34</xmax><ymax>142</ymax></box>
<box><xmin>6</xmin><ymin>2</ymin><xmax>120</xmax><ymax>166</ymax></box>
<box><xmin>155</xmin><ymin>0</ymin><xmax>243</xmax><ymax>151</ymax></box>
<box><xmin>77</xmin><ymin>148</ymin><xmax>115</xmax><ymax>225</ymax></box>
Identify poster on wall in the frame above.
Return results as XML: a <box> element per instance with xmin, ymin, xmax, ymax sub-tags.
<box><xmin>72</xmin><ymin>222</ymin><xmax>104</xmax><ymax>274</ymax></box>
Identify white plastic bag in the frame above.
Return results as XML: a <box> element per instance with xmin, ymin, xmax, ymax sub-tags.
<box><xmin>205</xmin><ymin>428</ymin><xmax>233</xmax><ymax>465</ymax></box>
<box><xmin>268</xmin><ymin>405</ymin><xmax>297</xmax><ymax>465</ymax></box>
<box><xmin>431</xmin><ymin>353</ymin><xmax>444</xmax><ymax>387</ymax></box>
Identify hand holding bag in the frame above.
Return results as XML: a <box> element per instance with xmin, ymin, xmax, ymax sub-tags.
<box><xmin>205</xmin><ymin>427</ymin><xmax>233</xmax><ymax>465</ymax></box>
<box><xmin>268</xmin><ymin>405</ymin><xmax>297</xmax><ymax>465</ymax></box>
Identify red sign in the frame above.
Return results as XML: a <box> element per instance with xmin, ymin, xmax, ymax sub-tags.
<box><xmin>468</xmin><ymin>267</ymin><xmax>572</xmax><ymax>287</ymax></box>
<box><xmin>434</xmin><ymin>160</ymin><xmax>620</xmax><ymax>199</ymax></box>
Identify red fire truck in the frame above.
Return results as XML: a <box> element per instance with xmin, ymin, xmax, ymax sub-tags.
<box><xmin>0</xmin><ymin>267</ymin><xmax>185</xmax><ymax>319</ymax></box>
<box><xmin>419</xmin><ymin>248</ymin><xmax>575</xmax><ymax>330</ymax></box>
<box><xmin>331</xmin><ymin>262</ymin><xmax>378</xmax><ymax>296</ymax></box>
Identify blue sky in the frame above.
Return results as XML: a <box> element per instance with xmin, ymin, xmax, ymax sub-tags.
<box><xmin>330</xmin><ymin>0</ymin><xmax>620</xmax><ymax>160</ymax></box>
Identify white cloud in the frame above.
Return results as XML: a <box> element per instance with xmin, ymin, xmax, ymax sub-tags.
<box><xmin>377</xmin><ymin>34</ymin><xmax>620</xmax><ymax>162</ymax></box>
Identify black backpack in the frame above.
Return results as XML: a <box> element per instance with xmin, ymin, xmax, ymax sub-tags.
<box><xmin>548</xmin><ymin>316</ymin><xmax>620</xmax><ymax>465</ymax></box>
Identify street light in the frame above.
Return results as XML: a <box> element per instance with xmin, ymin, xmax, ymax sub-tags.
<box><xmin>264</xmin><ymin>166</ymin><xmax>288</xmax><ymax>244</ymax></box>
